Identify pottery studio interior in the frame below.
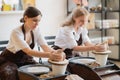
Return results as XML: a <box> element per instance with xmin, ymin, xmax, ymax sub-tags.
<box><xmin>0</xmin><ymin>0</ymin><xmax>120</xmax><ymax>80</ymax></box>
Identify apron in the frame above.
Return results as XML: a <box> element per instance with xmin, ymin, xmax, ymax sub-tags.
<box><xmin>53</xmin><ymin>33</ymin><xmax>82</xmax><ymax>59</ymax></box>
<box><xmin>0</xmin><ymin>24</ymin><xmax>36</xmax><ymax>80</ymax></box>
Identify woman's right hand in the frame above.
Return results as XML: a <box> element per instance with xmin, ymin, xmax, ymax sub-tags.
<box><xmin>94</xmin><ymin>45</ymin><xmax>106</xmax><ymax>52</ymax></box>
<box><xmin>49</xmin><ymin>49</ymin><xmax>66</xmax><ymax>61</ymax></box>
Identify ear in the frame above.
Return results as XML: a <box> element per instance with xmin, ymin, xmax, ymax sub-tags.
<box><xmin>24</xmin><ymin>16</ymin><xmax>28</xmax><ymax>22</ymax></box>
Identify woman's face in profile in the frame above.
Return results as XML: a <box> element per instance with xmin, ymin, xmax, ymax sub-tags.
<box><xmin>74</xmin><ymin>15</ymin><xmax>88</xmax><ymax>27</ymax></box>
<box><xmin>24</xmin><ymin>15</ymin><xmax>41</xmax><ymax>30</ymax></box>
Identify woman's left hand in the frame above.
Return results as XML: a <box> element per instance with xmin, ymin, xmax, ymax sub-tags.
<box><xmin>94</xmin><ymin>44</ymin><xmax>106</xmax><ymax>52</ymax></box>
<box><xmin>49</xmin><ymin>50</ymin><xmax>66</xmax><ymax>61</ymax></box>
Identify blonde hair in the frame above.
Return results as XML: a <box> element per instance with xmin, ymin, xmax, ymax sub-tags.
<box><xmin>62</xmin><ymin>7</ymin><xmax>89</xmax><ymax>27</ymax></box>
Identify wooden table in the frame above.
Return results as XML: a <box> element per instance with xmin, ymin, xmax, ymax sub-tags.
<box><xmin>67</xmin><ymin>57</ymin><xmax>120</xmax><ymax>80</ymax></box>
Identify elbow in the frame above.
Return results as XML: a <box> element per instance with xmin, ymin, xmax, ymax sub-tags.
<box><xmin>22</xmin><ymin>48</ymin><xmax>32</xmax><ymax>55</ymax></box>
<box><xmin>72</xmin><ymin>46</ymin><xmax>78</xmax><ymax>51</ymax></box>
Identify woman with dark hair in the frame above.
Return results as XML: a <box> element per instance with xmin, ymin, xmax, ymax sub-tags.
<box><xmin>0</xmin><ymin>7</ymin><xmax>65</xmax><ymax>80</ymax></box>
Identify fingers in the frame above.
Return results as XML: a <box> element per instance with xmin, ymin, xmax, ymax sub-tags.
<box><xmin>49</xmin><ymin>51</ymin><xmax>66</xmax><ymax>61</ymax></box>
<box><xmin>95</xmin><ymin>45</ymin><xmax>106</xmax><ymax>52</ymax></box>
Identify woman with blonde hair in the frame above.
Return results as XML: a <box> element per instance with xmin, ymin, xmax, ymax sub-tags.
<box><xmin>53</xmin><ymin>7</ymin><xmax>106</xmax><ymax>59</ymax></box>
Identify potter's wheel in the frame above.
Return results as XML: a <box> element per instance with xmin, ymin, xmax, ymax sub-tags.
<box><xmin>40</xmin><ymin>59</ymin><xmax>69</xmax><ymax>79</ymax></box>
<box><xmin>48</xmin><ymin>59</ymin><xmax>69</xmax><ymax>65</ymax></box>
<box><xmin>92</xmin><ymin>50</ymin><xmax>111</xmax><ymax>55</ymax></box>
<box><xmin>70</xmin><ymin>58</ymin><xmax>96</xmax><ymax>64</ymax></box>
<box><xmin>19</xmin><ymin>64</ymin><xmax>51</xmax><ymax>75</ymax></box>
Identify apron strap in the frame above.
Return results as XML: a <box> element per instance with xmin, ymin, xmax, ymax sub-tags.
<box><xmin>76</xmin><ymin>34</ymin><xmax>82</xmax><ymax>45</ymax></box>
<box><xmin>21</xmin><ymin>24</ymin><xmax>35</xmax><ymax>49</ymax></box>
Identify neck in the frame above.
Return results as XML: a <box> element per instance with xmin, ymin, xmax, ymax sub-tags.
<box><xmin>74</xmin><ymin>24</ymin><xmax>79</xmax><ymax>32</ymax></box>
<box><xmin>23</xmin><ymin>24</ymin><xmax>31</xmax><ymax>33</ymax></box>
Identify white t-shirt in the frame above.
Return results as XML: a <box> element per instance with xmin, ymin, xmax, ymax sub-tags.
<box><xmin>7</xmin><ymin>26</ymin><xmax>47</xmax><ymax>53</ymax></box>
<box><xmin>55</xmin><ymin>26</ymin><xmax>91</xmax><ymax>49</ymax></box>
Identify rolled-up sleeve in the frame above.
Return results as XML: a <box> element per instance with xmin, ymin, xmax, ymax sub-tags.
<box><xmin>11</xmin><ymin>30</ymin><xmax>30</xmax><ymax>51</ymax></box>
<box><xmin>55</xmin><ymin>27</ymin><xmax>77</xmax><ymax>49</ymax></box>
<box><xmin>34</xmin><ymin>27</ymin><xmax>47</xmax><ymax>46</ymax></box>
<box><xmin>64</xmin><ymin>27</ymin><xmax>77</xmax><ymax>48</ymax></box>
<box><xmin>82</xmin><ymin>28</ymin><xmax>91</xmax><ymax>43</ymax></box>
<box><xmin>37</xmin><ymin>33</ymin><xmax>47</xmax><ymax>46</ymax></box>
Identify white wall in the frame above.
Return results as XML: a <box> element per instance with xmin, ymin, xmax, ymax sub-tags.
<box><xmin>0</xmin><ymin>0</ymin><xmax>67</xmax><ymax>40</ymax></box>
<box><xmin>36</xmin><ymin>0</ymin><xmax>67</xmax><ymax>36</ymax></box>
<box><xmin>0</xmin><ymin>13</ymin><xmax>23</xmax><ymax>40</ymax></box>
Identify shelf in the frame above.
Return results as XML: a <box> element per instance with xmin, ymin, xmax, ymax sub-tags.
<box><xmin>109</xmin><ymin>44</ymin><xmax>120</xmax><ymax>46</ymax></box>
<box><xmin>67</xmin><ymin>9</ymin><xmax>117</xmax><ymax>14</ymax></box>
<box><xmin>67</xmin><ymin>0</ymin><xmax>120</xmax><ymax>60</ymax></box>
<box><xmin>104</xmin><ymin>10</ymin><xmax>120</xmax><ymax>12</ymax></box>
<box><xmin>90</xmin><ymin>10</ymin><xmax>120</xmax><ymax>13</ymax></box>
<box><xmin>68</xmin><ymin>10</ymin><xmax>120</xmax><ymax>14</ymax></box>
<box><xmin>0</xmin><ymin>11</ymin><xmax>24</xmax><ymax>14</ymax></box>
<box><xmin>88</xmin><ymin>27</ymin><xmax>119</xmax><ymax>31</ymax></box>
<box><xmin>90</xmin><ymin>11</ymin><xmax>102</xmax><ymax>13</ymax></box>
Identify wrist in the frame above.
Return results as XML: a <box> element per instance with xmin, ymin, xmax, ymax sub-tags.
<box><xmin>90</xmin><ymin>46</ymin><xmax>95</xmax><ymax>50</ymax></box>
<box><xmin>44</xmin><ymin>52</ymin><xmax>51</xmax><ymax>58</ymax></box>
<box><xmin>48</xmin><ymin>52</ymin><xmax>52</xmax><ymax>58</ymax></box>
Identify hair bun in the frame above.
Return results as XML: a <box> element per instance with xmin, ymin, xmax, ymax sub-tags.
<box><xmin>20</xmin><ymin>18</ymin><xmax>24</xmax><ymax>23</ymax></box>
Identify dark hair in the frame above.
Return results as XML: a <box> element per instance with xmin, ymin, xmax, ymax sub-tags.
<box><xmin>20</xmin><ymin>7</ymin><xmax>42</xmax><ymax>23</ymax></box>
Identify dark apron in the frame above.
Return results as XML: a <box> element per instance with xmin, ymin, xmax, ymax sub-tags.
<box><xmin>53</xmin><ymin>33</ymin><xmax>82</xmax><ymax>59</ymax></box>
<box><xmin>0</xmin><ymin>24</ymin><xmax>36</xmax><ymax>80</ymax></box>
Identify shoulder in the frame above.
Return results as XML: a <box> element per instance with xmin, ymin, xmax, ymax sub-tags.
<box><xmin>60</xmin><ymin>25</ymin><xmax>74</xmax><ymax>32</ymax></box>
<box><xmin>81</xmin><ymin>27</ymin><xmax>88</xmax><ymax>34</ymax></box>
<box><xmin>11</xmin><ymin>26</ymin><xmax>23</xmax><ymax>35</ymax></box>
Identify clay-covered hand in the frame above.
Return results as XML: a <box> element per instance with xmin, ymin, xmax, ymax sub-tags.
<box><xmin>49</xmin><ymin>49</ymin><xmax>66</xmax><ymax>62</ymax></box>
<box><xmin>94</xmin><ymin>44</ymin><xmax>107</xmax><ymax>52</ymax></box>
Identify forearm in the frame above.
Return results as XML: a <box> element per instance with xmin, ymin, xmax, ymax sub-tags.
<box><xmin>41</xmin><ymin>45</ymin><xmax>53</xmax><ymax>52</ymax></box>
<box><xmin>73</xmin><ymin>45</ymin><xmax>95</xmax><ymax>52</ymax></box>
<box><xmin>23</xmin><ymin>48</ymin><xmax>50</xmax><ymax>58</ymax></box>
<box><xmin>84</xmin><ymin>41</ymin><xmax>95</xmax><ymax>46</ymax></box>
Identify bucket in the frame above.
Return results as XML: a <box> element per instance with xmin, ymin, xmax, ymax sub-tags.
<box><xmin>48</xmin><ymin>59</ymin><xmax>69</xmax><ymax>75</ymax></box>
<box><xmin>92</xmin><ymin>50</ymin><xmax>111</xmax><ymax>66</ymax></box>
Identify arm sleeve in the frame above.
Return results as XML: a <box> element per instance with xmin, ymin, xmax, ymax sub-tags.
<box><xmin>11</xmin><ymin>30</ymin><xmax>30</xmax><ymax>51</ymax></box>
<box><xmin>62</xmin><ymin>27</ymin><xmax>77</xmax><ymax>49</ymax></box>
<box><xmin>37</xmin><ymin>33</ymin><xmax>48</xmax><ymax>46</ymax></box>
<box><xmin>82</xmin><ymin>28</ymin><xmax>91</xmax><ymax>43</ymax></box>
<box><xmin>35</xmin><ymin>27</ymin><xmax>47</xmax><ymax>46</ymax></box>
